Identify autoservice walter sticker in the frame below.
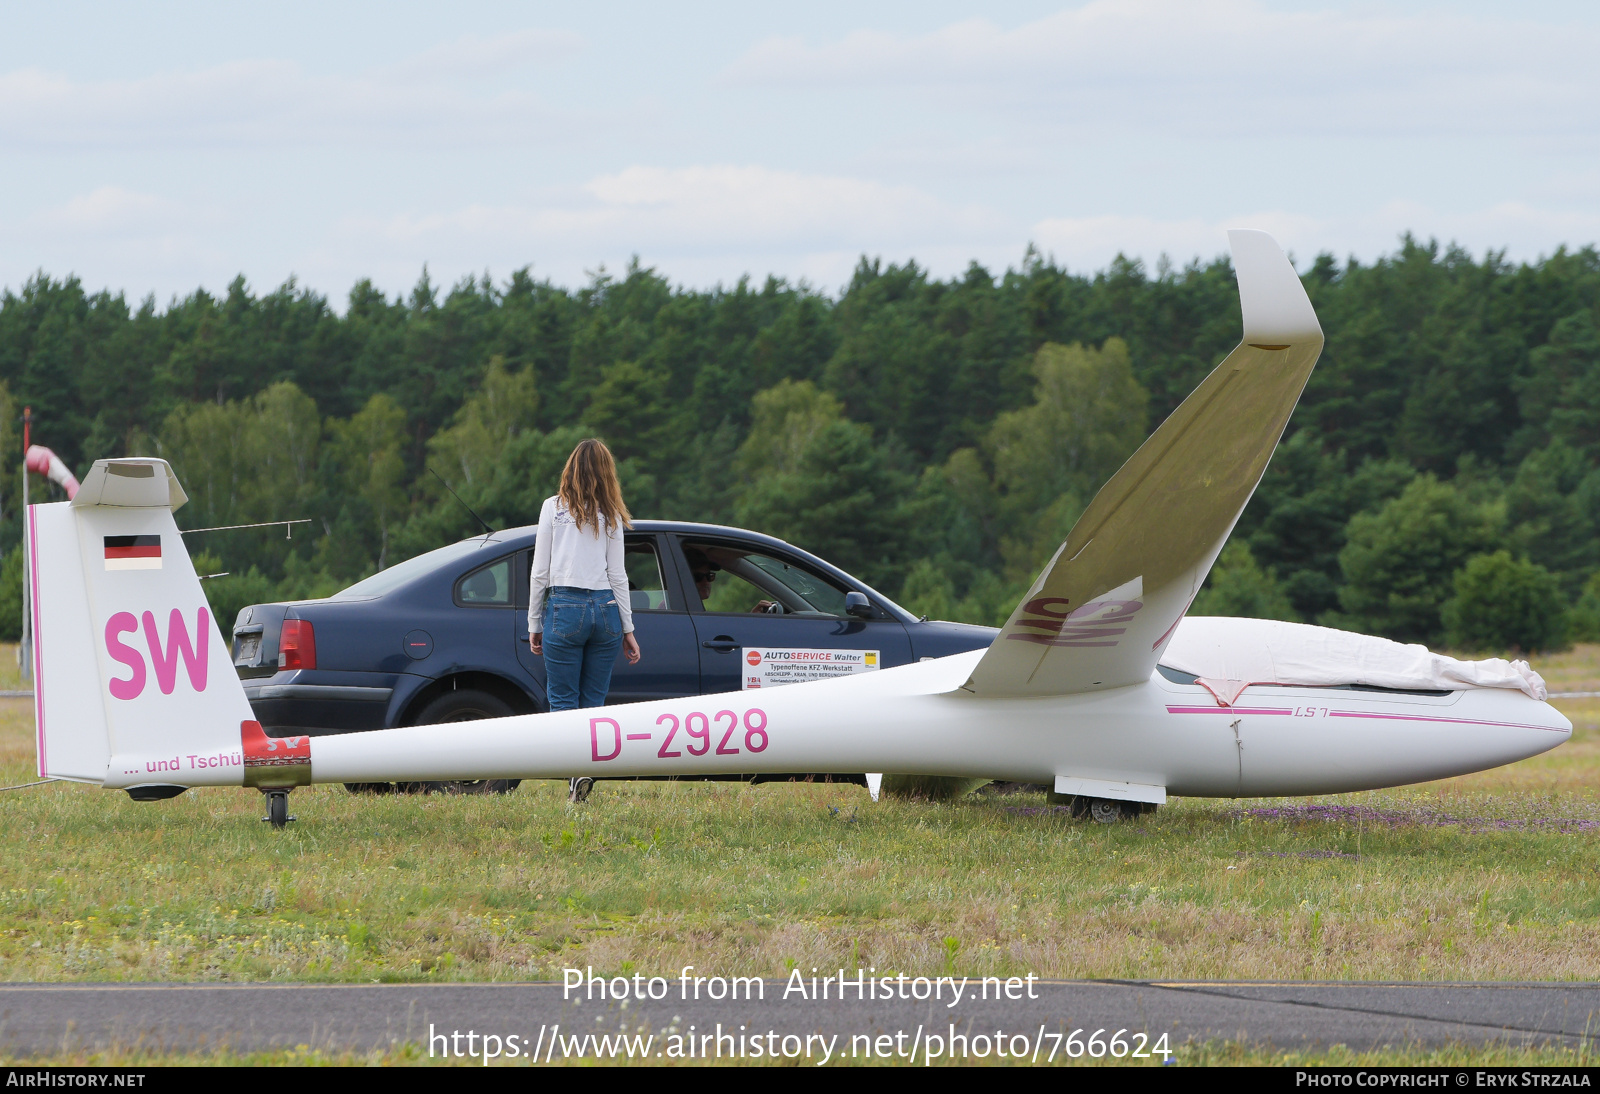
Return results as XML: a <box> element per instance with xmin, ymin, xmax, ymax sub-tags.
<box><xmin>743</xmin><ymin>647</ymin><xmax>879</xmax><ymax>689</ymax></box>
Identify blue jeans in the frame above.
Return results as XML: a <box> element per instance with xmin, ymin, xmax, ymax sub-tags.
<box><xmin>542</xmin><ymin>587</ymin><xmax>623</xmax><ymax>712</ymax></box>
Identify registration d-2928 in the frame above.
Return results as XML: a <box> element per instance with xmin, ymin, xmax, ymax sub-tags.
<box><xmin>589</xmin><ymin>708</ymin><xmax>770</xmax><ymax>762</ymax></box>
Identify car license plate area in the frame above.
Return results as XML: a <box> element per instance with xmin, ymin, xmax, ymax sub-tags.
<box><xmin>235</xmin><ymin>634</ymin><xmax>261</xmax><ymax>666</ymax></box>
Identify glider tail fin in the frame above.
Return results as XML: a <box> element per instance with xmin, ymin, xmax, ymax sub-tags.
<box><xmin>32</xmin><ymin>458</ymin><xmax>259</xmax><ymax>790</ymax></box>
<box><xmin>964</xmin><ymin>229</ymin><xmax>1324</xmax><ymax>698</ymax></box>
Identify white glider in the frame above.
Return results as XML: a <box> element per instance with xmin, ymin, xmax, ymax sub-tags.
<box><xmin>27</xmin><ymin>231</ymin><xmax>1570</xmax><ymax>826</ymax></box>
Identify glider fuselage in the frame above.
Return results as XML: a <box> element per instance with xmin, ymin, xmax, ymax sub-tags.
<box><xmin>96</xmin><ymin>650</ymin><xmax>1570</xmax><ymax>801</ymax></box>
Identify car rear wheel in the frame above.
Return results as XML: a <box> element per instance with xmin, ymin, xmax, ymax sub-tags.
<box><xmin>401</xmin><ymin>688</ymin><xmax>523</xmax><ymax>795</ymax></box>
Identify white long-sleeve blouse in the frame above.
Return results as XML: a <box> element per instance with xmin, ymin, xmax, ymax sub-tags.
<box><xmin>527</xmin><ymin>495</ymin><xmax>635</xmax><ymax>635</ymax></box>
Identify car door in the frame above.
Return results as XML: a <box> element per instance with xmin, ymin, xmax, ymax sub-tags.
<box><xmin>672</xmin><ymin>535</ymin><xmax>913</xmax><ymax>695</ymax></box>
<box><xmin>515</xmin><ymin>534</ymin><xmax>701</xmax><ymax>705</ymax></box>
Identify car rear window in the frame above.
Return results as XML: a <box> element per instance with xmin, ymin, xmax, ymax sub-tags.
<box><xmin>334</xmin><ymin>536</ymin><xmax>510</xmax><ymax>599</ymax></box>
<box><xmin>456</xmin><ymin>557</ymin><xmax>512</xmax><ymax>605</ymax></box>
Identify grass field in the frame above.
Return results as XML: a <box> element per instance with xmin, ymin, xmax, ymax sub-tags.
<box><xmin>1</xmin><ymin>645</ymin><xmax>1597</xmax><ymax>1065</ymax></box>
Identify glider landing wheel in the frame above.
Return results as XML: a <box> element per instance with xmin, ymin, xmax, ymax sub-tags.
<box><xmin>568</xmin><ymin>777</ymin><xmax>595</xmax><ymax>803</ymax></box>
<box><xmin>262</xmin><ymin>788</ymin><xmax>294</xmax><ymax>829</ymax></box>
<box><xmin>1088</xmin><ymin>798</ymin><xmax>1128</xmax><ymax>825</ymax></box>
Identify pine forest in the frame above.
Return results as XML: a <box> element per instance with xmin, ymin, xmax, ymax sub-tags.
<box><xmin>3</xmin><ymin>235</ymin><xmax>1599</xmax><ymax>653</ymax></box>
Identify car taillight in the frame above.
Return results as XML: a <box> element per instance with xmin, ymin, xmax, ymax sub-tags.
<box><xmin>279</xmin><ymin>619</ymin><xmax>316</xmax><ymax>670</ymax></box>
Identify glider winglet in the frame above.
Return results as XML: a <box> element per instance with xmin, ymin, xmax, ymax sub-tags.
<box><xmin>1230</xmin><ymin>228</ymin><xmax>1321</xmax><ymax>346</ymax></box>
<box><xmin>963</xmin><ymin>230</ymin><xmax>1324</xmax><ymax>698</ymax></box>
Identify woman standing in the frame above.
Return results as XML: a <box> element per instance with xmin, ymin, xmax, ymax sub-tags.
<box><xmin>528</xmin><ymin>439</ymin><xmax>641</xmax><ymax>801</ymax></box>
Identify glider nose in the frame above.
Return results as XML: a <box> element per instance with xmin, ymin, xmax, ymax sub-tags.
<box><xmin>1547</xmin><ymin>704</ymin><xmax>1573</xmax><ymax>743</ymax></box>
<box><xmin>1512</xmin><ymin>700</ymin><xmax>1572</xmax><ymax>761</ymax></box>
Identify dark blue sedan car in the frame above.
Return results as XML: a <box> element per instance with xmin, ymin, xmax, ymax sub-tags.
<box><xmin>230</xmin><ymin>521</ymin><xmax>996</xmax><ymax>790</ymax></box>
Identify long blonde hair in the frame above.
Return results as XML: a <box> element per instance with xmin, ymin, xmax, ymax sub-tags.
<box><xmin>558</xmin><ymin>438</ymin><xmax>632</xmax><ymax>534</ymax></box>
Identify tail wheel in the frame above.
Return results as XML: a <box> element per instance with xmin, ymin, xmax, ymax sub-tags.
<box><xmin>403</xmin><ymin>688</ymin><xmax>523</xmax><ymax>796</ymax></box>
<box><xmin>262</xmin><ymin>789</ymin><xmax>293</xmax><ymax>828</ymax></box>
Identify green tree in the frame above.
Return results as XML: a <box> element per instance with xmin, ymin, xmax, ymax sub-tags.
<box><xmin>157</xmin><ymin>381</ymin><xmax>322</xmax><ymax>580</ymax></box>
<box><xmin>583</xmin><ymin>360</ymin><xmax>670</xmax><ymax>461</ymax></box>
<box><xmin>897</xmin><ymin>557</ymin><xmax>955</xmax><ymax>621</ymax></box>
<box><xmin>6</xmin><ymin>236</ymin><xmax>1600</xmax><ymax>613</ymax></box>
<box><xmin>1441</xmin><ymin>550</ymin><xmax>1566</xmax><ymax>653</ymax></box>
<box><xmin>157</xmin><ymin>398</ymin><xmax>254</xmax><ymax>530</ymax></box>
<box><xmin>0</xmin><ymin>547</ymin><xmax>21</xmax><ymax>641</ymax></box>
<box><xmin>1515</xmin><ymin>309</ymin><xmax>1600</xmax><ymax>459</ymax></box>
<box><xmin>319</xmin><ymin>394</ymin><xmax>409</xmax><ymax>574</ymax></box>
<box><xmin>1504</xmin><ymin>440</ymin><xmax>1600</xmax><ymax>591</ymax></box>
<box><xmin>1235</xmin><ymin>430</ymin><xmax>1415</xmax><ymax>620</ymax></box>
<box><xmin>249</xmin><ymin>382</ymin><xmax>323</xmax><ymax>525</ymax></box>
<box><xmin>1191</xmin><ymin>540</ymin><xmax>1300</xmax><ymax>621</ymax></box>
<box><xmin>426</xmin><ymin>355</ymin><xmax>540</xmax><ymax>488</ymax></box>
<box><xmin>157</xmin><ymin>381</ymin><xmax>320</xmax><ymax>526</ymax></box>
<box><xmin>986</xmin><ymin>338</ymin><xmax>1147</xmax><ymax>579</ymax></box>
<box><xmin>396</xmin><ymin>423</ymin><xmax>594</xmax><ymax>553</ymax></box>
<box><xmin>0</xmin><ymin>380</ymin><xmax>18</xmax><ymax>528</ymax></box>
<box><xmin>1566</xmin><ymin>570</ymin><xmax>1600</xmax><ymax>642</ymax></box>
<box><xmin>988</xmin><ymin>339</ymin><xmax>1147</xmax><ymax>507</ymax></box>
<box><xmin>736</xmin><ymin>379</ymin><xmax>844</xmax><ymax>476</ymax></box>
<box><xmin>1334</xmin><ymin>474</ymin><xmax>1502</xmax><ymax>644</ymax></box>
<box><xmin>821</xmin><ymin>258</ymin><xmax>1032</xmax><ymax>465</ymax></box>
<box><xmin>734</xmin><ymin>418</ymin><xmax>913</xmax><ymax>590</ymax></box>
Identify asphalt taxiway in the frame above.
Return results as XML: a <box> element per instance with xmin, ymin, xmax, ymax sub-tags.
<box><xmin>1</xmin><ymin>979</ymin><xmax>1594</xmax><ymax>1058</ymax></box>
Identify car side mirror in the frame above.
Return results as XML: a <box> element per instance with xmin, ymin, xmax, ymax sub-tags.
<box><xmin>844</xmin><ymin>591</ymin><xmax>873</xmax><ymax>619</ymax></box>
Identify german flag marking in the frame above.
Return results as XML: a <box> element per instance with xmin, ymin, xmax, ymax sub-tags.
<box><xmin>104</xmin><ymin>535</ymin><xmax>161</xmax><ymax>571</ymax></box>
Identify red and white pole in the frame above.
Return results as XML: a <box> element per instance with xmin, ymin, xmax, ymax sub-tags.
<box><xmin>19</xmin><ymin>406</ymin><xmax>30</xmax><ymax>682</ymax></box>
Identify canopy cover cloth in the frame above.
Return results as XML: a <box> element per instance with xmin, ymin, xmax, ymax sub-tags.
<box><xmin>1160</xmin><ymin>616</ymin><xmax>1549</xmax><ymax>706</ymax></box>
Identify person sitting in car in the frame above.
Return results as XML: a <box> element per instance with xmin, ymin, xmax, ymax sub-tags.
<box><xmin>683</xmin><ymin>546</ymin><xmax>778</xmax><ymax>613</ymax></box>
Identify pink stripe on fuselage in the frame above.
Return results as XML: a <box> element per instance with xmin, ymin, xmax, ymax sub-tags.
<box><xmin>1163</xmin><ymin>698</ymin><xmax>1560</xmax><ymax>735</ymax></box>
<box><xmin>29</xmin><ymin>506</ymin><xmax>45</xmax><ymax>776</ymax></box>
<box><xmin>1328</xmin><ymin>709</ymin><xmax>1564</xmax><ymax>733</ymax></box>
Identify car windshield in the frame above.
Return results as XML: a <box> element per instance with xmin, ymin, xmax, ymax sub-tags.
<box><xmin>334</xmin><ymin>536</ymin><xmax>509</xmax><ymax>599</ymax></box>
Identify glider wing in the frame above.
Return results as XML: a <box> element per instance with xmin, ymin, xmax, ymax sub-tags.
<box><xmin>963</xmin><ymin>230</ymin><xmax>1323</xmax><ymax>698</ymax></box>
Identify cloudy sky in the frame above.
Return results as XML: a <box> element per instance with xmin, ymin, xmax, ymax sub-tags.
<box><xmin>3</xmin><ymin>0</ymin><xmax>1598</xmax><ymax>304</ymax></box>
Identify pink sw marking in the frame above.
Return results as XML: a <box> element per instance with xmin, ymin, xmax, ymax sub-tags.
<box><xmin>1329</xmin><ymin>709</ymin><xmax>1565</xmax><ymax>733</ymax></box>
<box><xmin>625</xmin><ymin>733</ymin><xmax>651</xmax><ymax>741</ymax></box>
<box><xmin>29</xmin><ymin>507</ymin><xmax>44</xmax><ymax>776</ymax></box>
<box><xmin>142</xmin><ymin>608</ymin><xmax>209</xmax><ymax>694</ymax></box>
<box><xmin>105</xmin><ymin>613</ymin><xmax>144</xmax><ymax>700</ymax></box>
<box><xmin>1166</xmin><ymin>705</ymin><xmax>1294</xmax><ymax>716</ymax></box>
